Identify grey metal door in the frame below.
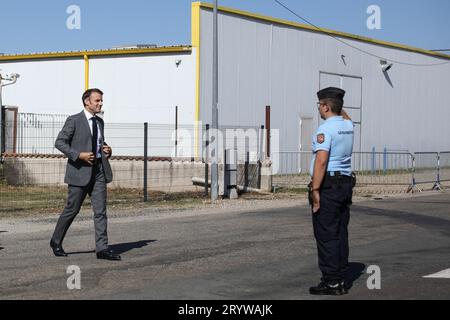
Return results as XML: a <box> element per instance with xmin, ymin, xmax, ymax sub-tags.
<box><xmin>319</xmin><ymin>72</ymin><xmax>362</xmax><ymax>150</ymax></box>
<box><xmin>299</xmin><ymin>117</ymin><xmax>313</xmax><ymax>173</ymax></box>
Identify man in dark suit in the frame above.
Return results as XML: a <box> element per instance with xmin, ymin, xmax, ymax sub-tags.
<box><xmin>50</xmin><ymin>88</ymin><xmax>121</xmax><ymax>261</ymax></box>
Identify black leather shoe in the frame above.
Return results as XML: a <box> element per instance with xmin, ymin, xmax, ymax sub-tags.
<box><xmin>96</xmin><ymin>249</ymin><xmax>121</xmax><ymax>261</ymax></box>
<box><xmin>309</xmin><ymin>281</ymin><xmax>348</xmax><ymax>295</ymax></box>
<box><xmin>50</xmin><ymin>240</ymin><xmax>68</xmax><ymax>257</ymax></box>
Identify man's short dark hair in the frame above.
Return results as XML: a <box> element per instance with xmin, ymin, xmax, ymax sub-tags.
<box><xmin>323</xmin><ymin>98</ymin><xmax>344</xmax><ymax>114</ymax></box>
<box><xmin>82</xmin><ymin>88</ymin><xmax>103</xmax><ymax>106</ymax></box>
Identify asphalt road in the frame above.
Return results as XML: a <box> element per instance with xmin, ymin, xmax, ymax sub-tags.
<box><xmin>1</xmin><ymin>191</ymin><xmax>449</xmax><ymax>300</ymax></box>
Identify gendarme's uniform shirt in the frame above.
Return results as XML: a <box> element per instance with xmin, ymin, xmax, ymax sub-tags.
<box><xmin>310</xmin><ymin>116</ymin><xmax>354</xmax><ymax>176</ymax></box>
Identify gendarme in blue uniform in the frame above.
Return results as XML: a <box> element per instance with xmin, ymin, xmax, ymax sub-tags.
<box><xmin>308</xmin><ymin>87</ymin><xmax>355</xmax><ymax>295</ymax></box>
<box><xmin>310</xmin><ymin>116</ymin><xmax>354</xmax><ymax>176</ymax></box>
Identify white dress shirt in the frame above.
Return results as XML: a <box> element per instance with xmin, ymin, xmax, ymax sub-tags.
<box><xmin>83</xmin><ymin>109</ymin><xmax>102</xmax><ymax>158</ymax></box>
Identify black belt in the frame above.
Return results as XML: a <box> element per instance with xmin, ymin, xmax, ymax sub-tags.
<box><xmin>325</xmin><ymin>171</ymin><xmax>352</xmax><ymax>183</ymax></box>
<box><xmin>326</xmin><ymin>171</ymin><xmax>350</xmax><ymax>177</ymax></box>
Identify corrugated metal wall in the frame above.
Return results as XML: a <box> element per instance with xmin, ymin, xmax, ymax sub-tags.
<box><xmin>198</xmin><ymin>6</ymin><xmax>450</xmax><ymax>155</ymax></box>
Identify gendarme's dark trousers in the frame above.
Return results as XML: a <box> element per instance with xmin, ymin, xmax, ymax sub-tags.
<box><xmin>51</xmin><ymin>162</ymin><xmax>108</xmax><ymax>253</ymax></box>
<box><xmin>312</xmin><ymin>174</ymin><xmax>352</xmax><ymax>284</ymax></box>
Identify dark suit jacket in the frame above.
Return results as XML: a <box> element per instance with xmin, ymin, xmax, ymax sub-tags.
<box><xmin>55</xmin><ymin>111</ymin><xmax>113</xmax><ymax>186</ymax></box>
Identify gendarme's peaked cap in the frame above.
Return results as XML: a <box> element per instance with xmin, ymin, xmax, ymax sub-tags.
<box><xmin>317</xmin><ymin>87</ymin><xmax>346</xmax><ymax>102</ymax></box>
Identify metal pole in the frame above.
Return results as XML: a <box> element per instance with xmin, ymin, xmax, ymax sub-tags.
<box><xmin>371</xmin><ymin>146</ymin><xmax>375</xmax><ymax>175</ymax></box>
<box><xmin>244</xmin><ymin>151</ymin><xmax>249</xmax><ymax>192</ymax></box>
<box><xmin>175</xmin><ymin>106</ymin><xmax>178</xmax><ymax>158</ymax></box>
<box><xmin>205</xmin><ymin>124</ymin><xmax>210</xmax><ymax>196</ymax></box>
<box><xmin>265</xmin><ymin>106</ymin><xmax>271</xmax><ymax>159</ymax></box>
<box><xmin>258</xmin><ymin>125</ymin><xmax>264</xmax><ymax>189</ymax></box>
<box><xmin>144</xmin><ymin>122</ymin><xmax>148</xmax><ymax>202</ymax></box>
<box><xmin>259</xmin><ymin>125</ymin><xmax>264</xmax><ymax>163</ymax></box>
<box><xmin>408</xmin><ymin>153</ymin><xmax>421</xmax><ymax>193</ymax></box>
<box><xmin>0</xmin><ymin>73</ymin><xmax>20</xmax><ymax>159</ymax></box>
<box><xmin>211</xmin><ymin>0</ymin><xmax>219</xmax><ymax>201</ymax></box>
<box><xmin>433</xmin><ymin>152</ymin><xmax>443</xmax><ymax>191</ymax></box>
<box><xmin>437</xmin><ymin>152</ymin><xmax>441</xmax><ymax>186</ymax></box>
<box><xmin>0</xmin><ymin>78</ymin><xmax>4</xmax><ymax>158</ymax></box>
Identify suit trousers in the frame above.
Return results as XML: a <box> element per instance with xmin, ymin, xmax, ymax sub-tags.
<box><xmin>51</xmin><ymin>162</ymin><xmax>108</xmax><ymax>252</ymax></box>
<box><xmin>312</xmin><ymin>175</ymin><xmax>352</xmax><ymax>284</ymax></box>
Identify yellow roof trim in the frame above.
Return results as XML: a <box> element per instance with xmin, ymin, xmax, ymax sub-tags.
<box><xmin>0</xmin><ymin>46</ymin><xmax>192</xmax><ymax>61</ymax></box>
<box><xmin>196</xmin><ymin>2</ymin><xmax>450</xmax><ymax>60</ymax></box>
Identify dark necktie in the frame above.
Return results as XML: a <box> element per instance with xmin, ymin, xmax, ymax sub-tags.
<box><xmin>91</xmin><ymin>116</ymin><xmax>98</xmax><ymax>156</ymax></box>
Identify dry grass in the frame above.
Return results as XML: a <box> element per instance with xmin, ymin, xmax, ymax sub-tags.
<box><xmin>0</xmin><ymin>182</ymin><xmax>208</xmax><ymax>217</ymax></box>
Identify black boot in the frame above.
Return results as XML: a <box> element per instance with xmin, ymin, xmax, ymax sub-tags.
<box><xmin>309</xmin><ymin>281</ymin><xmax>348</xmax><ymax>295</ymax></box>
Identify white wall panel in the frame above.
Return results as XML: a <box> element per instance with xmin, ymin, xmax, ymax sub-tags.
<box><xmin>0</xmin><ymin>59</ymin><xmax>84</xmax><ymax>115</ymax></box>
<box><xmin>89</xmin><ymin>52</ymin><xmax>196</xmax><ymax>125</ymax></box>
<box><xmin>1</xmin><ymin>51</ymin><xmax>196</xmax><ymax>126</ymax></box>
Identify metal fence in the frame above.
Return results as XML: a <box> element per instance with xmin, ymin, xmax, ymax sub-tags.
<box><xmin>7</xmin><ymin>113</ymin><xmax>69</xmax><ymax>154</ymax></box>
<box><xmin>2</xmin><ymin>112</ymin><xmax>450</xmax><ymax>212</ymax></box>
<box><xmin>3</xmin><ymin>118</ymin><xmax>266</xmax><ymax>159</ymax></box>
<box><xmin>270</xmin><ymin>151</ymin><xmax>312</xmax><ymax>189</ymax></box>
<box><xmin>440</xmin><ymin>152</ymin><xmax>450</xmax><ymax>183</ymax></box>
<box><xmin>414</xmin><ymin>152</ymin><xmax>439</xmax><ymax>186</ymax></box>
<box><xmin>272</xmin><ymin>150</ymin><xmax>450</xmax><ymax>193</ymax></box>
<box><xmin>5</xmin><ymin>120</ymin><xmax>196</xmax><ymax>157</ymax></box>
<box><xmin>353</xmin><ymin>152</ymin><xmax>413</xmax><ymax>186</ymax></box>
<box><xmin>272</xmin><ymin>151</ymin><xmax>413</xmax><ymax>187</ymax></box>
<box><xmin>0</xmin><ymin>120</ymin><xmax>266</xmax><ymax>213</ymax></box>
<box><xmin>411</xmin><ymin>152</ymin><xmax>450</xmax><ymax>191</ymax></box>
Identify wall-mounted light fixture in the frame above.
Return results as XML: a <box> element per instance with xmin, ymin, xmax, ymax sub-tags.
<box><xmin>380</xmin><ymin>60</ymin><xmax>393</xmax><ymax>72</ymax></box>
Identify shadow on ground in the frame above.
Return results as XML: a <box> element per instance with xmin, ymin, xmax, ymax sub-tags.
<box><xmin>346</xmin><ymin>262</ymin><xmax>366</xmax><ymax>289</ymax></box>
<box><xmin>108</xmin><ymin>240</ymin><xmax>157</xmax><ymax>254</ymax></box>
<box><xmin>67</xmin><ymin>240</ymin><xmax>157</xmax><ymax>255</ymax></box>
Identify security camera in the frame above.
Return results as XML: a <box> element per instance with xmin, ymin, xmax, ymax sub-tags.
<box><xmin>175</xmin><ymin>59</ymin><xmax>182</xmax><ymax>67</ymax></box>
<box><xmin>380</xmin><ymin>60</ymin><xmax>393</xmax><ymax>72</ymax></box>
<box><xmin>2</xmin><ymin>73</ymin><xmax>20</xmax><ymax>81</ymax></box>
<box><xmin>1</xmin><ymin>72</ymin><xmax>20</xmax><ymax>85</ymax></box>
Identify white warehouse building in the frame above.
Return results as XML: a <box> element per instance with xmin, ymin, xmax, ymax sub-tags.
<box><xmin>1</xmin><ymin>2</ymin><xmax>450</xmax><ymax>161</ymax></box>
